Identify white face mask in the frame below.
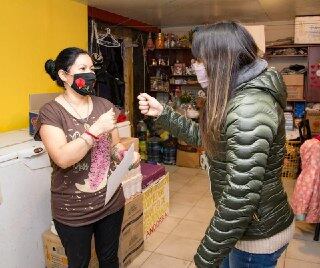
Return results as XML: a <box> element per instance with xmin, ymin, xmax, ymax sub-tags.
<box><xmin>192</xmin><ymin>62</ymin><xmax>209</xmax><ymax>88</ymax></box>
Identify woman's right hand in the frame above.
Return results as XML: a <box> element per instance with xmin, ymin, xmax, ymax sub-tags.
<box><xmin>89</xmin><ymin>108</ymin><xmax>116</xmax><ymax>136</ymax></box>
<box><xmin>138</xmin><ymin>93</ymin><xmax>164</xmax><ymax>117</ymax></box>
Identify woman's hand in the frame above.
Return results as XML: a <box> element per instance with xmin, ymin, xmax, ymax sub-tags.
<box><xmin>130</xmin><ymin>152</ymin><xmax>141</xmax><ymax>170</ymax></box>
<box><xmin>89</xmin><ymin>108</ymin><xmax>116</xmax><ymax>136</ymax></box>
<box><xmin>138</xmin><ymin>93</ymin><xmax>164</xmax><ymax>117</ymax></box>
<box><xmin>112</xmin><ymin>143</ymin><xmax>141</xmax><ymax>170</ymax></box>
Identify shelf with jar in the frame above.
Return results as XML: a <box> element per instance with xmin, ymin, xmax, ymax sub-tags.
<box><xmin>147</xmin><ymin>31</ymin><xmax>193</xmax><ymax>50</ymax></box>
<box><xmin>147</xmin><ymin>50</ymin><xmax>199</xmax><ymax>93</ymax></box>
<box><xmin>145</xmin><ymin>32</ymin><xmax>205</xmax><ymax>162</ymax></box>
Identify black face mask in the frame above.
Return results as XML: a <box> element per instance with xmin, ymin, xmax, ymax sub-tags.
<box><xmin>68</xmin><ymin>72</ymin><xmax>96</xmax><ymax>96</ymax></box>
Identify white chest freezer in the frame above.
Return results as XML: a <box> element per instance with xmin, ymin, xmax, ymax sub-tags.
<box><xmin>0</xmin><ymin>129</ymin><xmax>52</xmax><ymax>268</ymax></box>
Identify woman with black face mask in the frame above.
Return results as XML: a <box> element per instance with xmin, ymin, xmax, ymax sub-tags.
<box><xmin>37</xmin><ymin>47</ymin><xmax>139</xmax><ymax>268</ymax></box>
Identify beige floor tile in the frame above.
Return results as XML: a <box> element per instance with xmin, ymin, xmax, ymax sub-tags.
<box><xmin>286</xmin><ymin>239</ymin><xmax>320</xmax><ymax>263</ymax></box>
<box><xmin>175</xmin><ymin>167</ymin><xmax>201</xmax><ymax>177</ymax></box>
<box><xmin>171</xmin><ymin>192</ymin><xmax>203</xmax><ymax>207</ymax></box>
<box><xmin>170</xmin><ymin>172</ymin><xmax>193</xmax><ymax>184</ymax></box>
<box><xmin>170</xmin><ymin>192</ymin><xmax>176</xmax><ymax>202</ymax></box>
<box><xmin>165</xmin><ymin>165</ymin><xmax>179</xmax><ymax>174</ymax></box>
<box><xmin>294</xmin><ymin>222</ymin><xmax>319</xmax><ymax>243</ymax></box>
<box><xmin>195</xmin><ymin>196</ymin><xmax>215</xmax><ymax>210</ymax></box>
<box><xmin>178</xmin><ymin>183</ymin><xmax>207</xmax><ymax>195</ymax></box>
<box><xmin>141</xmin><ymin>253</ymin><xmax>191</xmax><ymax>268</ymax></box>
<box><xmin>197</xmin><ymin>169</ymin><xmax>208</xmax><ymax>176</ymax></box>
<box><xmin>127</xmin><ymin>251</ymin><xmax>152</xmax><ymax>268</ymax></box>
<box><xmin>284</xmin><ymin>258</ymin><xmax>320</xmax><ymax>268</ymax></box>
<box><xmin>145</xmin><ymin>232</ymin><xmax>169</xmax><ymax>252</ymax></box>
<box><xmin>185</xmin><ymin>207</ymin><xmax>214</xmax><ymax>223</ymax></box>
<box><xmin>188</xmin><ymin>262</ymin><xmax>196</xmax><ymax>268</ymax></box>
<box><xmin>190</xmin><ymin>177</ymin><xmax>210</xmax><ymax>185</ymax></box>
<box><xmin>169</xmin><ymin>203</ymin><xmax>193</xmax><ymax>219</ymax></box>
<box><xmin>188</xmin><ymin>174</ymin><xmax>209</xmax><ymax>183</ymax></box>
<box><xmin>155</xmin><ymin>234</ymin><xmax>199</xmax><ymax>261</ymax></box>
<box><xmin>203</xmin><ymin>190</ymin><xmax>213</xmax><ymax>197</ymax></box>
<box><xmin>172</xmin><ymin>219</ymin><xmax>208</xmax><ymax>241</ymax></box>
<box><xmin>170</xmin><ymin>180</ymin><xmax>186</xmax><ymax>192</ymax></box>
<box><xmin>156</xmin><ymin>216</ymin><xmax>181</xmax><ymax>234</ymax></box>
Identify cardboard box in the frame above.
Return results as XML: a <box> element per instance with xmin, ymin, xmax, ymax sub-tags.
<box><xmin>283</xmin><ymin>74</ymin><xmax>304</xmax><ymax>86</ymax></box>
<box><xmin>286</xmin><ymin>86</ymin><xmax>304</xmax><ymax>100</ymax></box>
<box><xmin>117</xmin><ymin>121</ymin><xmax>132</xmax><ymax>138</ymax></box>
<box><xmin>120</xmin><ymin>137</ymin><xmax>139</xmax><ymax>152</ymax></box>
<box><xmin>176</xmin><ymin>149</ymin><xmax>200</xmax><ymax>168</ymax></box>
<box><xmin>42</xmin><ymin>230</ymin><xmax>98</xmax><ymax>268</ymax></box>
<box><xmin>143</xmin><ymin>173</ymin><xmax>169</xmax><ymax>239</ymax></box>
<box><xmin>282</xmin><ymin>74</ymin><xmax>304</xmax><ymax>100</ymax></box>
<box><xmin>306</xmin><ymin>110</ymin><xmax>320</xmax><ymax>135</ymax></box>
<box><xmin>295</xmin><ymin>16</ymin><xmax>320</xmax><ymax>44</ymax></box>
<box><xmin>122</xmin><ymin>174</ymin><xmax>142</xmax><ymax>200</ymax></box>
<box><xmin>29</xmin><ymin>93</ymin><xmax>59</xmax><ymax>136</ymax></box>
<box><xmin>119</xmin><ymin>194</ymin><xmax>144</xmax><ymax>267</ymax></box>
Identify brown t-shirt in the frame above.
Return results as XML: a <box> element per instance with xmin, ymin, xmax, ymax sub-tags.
<box><xmin>38</xmin><ymin>96</ymin><xmax>125</xmax><ymax>227</ymax></box>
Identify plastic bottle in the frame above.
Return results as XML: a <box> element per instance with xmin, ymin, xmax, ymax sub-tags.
<box><xmin>137</xmin><ymin>120</ymin><xmax>148</xmax><ymax>160</ymax></box>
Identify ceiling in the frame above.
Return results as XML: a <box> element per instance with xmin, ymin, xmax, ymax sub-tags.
<box><xmin>80</xmin><ymin>0</ymin><xmax>320</xmax><ymax>27</ymax></box>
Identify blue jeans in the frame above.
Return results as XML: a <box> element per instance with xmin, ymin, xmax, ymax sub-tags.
<box><xmin>220</xmin><ymin>245</ymin><xmax>287</xmax><ymax>268</ymax></box>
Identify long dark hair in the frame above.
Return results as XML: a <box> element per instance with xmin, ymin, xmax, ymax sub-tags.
<box><xmin>45</xmin><ymin>47</ymin><xmax>88</xmax><ymax>87</ymax></box>
<box><xmin>192</xmin><ymin>21</ymin><xmax>259</xmax><ymax>157</ymax></box>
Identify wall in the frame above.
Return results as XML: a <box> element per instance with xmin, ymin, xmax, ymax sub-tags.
<box><xmin>162</xmin><ymin>20</ymin><xmax>307</xmax><ymax>72</ymax></box>
<box><xmin>162</xmin><ymin>20</ymin><xmax>295</xmax><ymax>42</ymax></box>
<box><xmin>0</xmin><ymin>0</ymin><xmax>88</xmax><ymax>132</ymax></box>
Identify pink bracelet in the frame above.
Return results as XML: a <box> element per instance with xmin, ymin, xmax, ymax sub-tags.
<box><xmin>85</xmin><ymin>130</ymin><xmax>99</xmax><ymax>140</ymax></box>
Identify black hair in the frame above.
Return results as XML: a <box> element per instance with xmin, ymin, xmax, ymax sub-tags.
<box><xmin>44</xmin><ymin>47</ymin><xmax>88</xmax><ymax>87</ymax></box>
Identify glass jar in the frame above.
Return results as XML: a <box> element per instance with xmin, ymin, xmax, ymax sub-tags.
<box><xmin>146</xmin><ymin>32</ymin><xmax>155</xmax><ymax>51</ymax></box>
<box><xmin>155</xmin><ymin>33</ymin><xmax>165</xmax><ymax>49</ymax></box>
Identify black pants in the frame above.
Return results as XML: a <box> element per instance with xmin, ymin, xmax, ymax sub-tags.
<box><xmin>53</xmin><ymin>208</ymin><xmax>124</xmax><ymax>268</ymax></box>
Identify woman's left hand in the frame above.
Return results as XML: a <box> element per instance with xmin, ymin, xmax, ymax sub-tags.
<box><xmin>130</xmin><ymin>152</ymin><xmax>141</xmax><ymax>170</ymax></box>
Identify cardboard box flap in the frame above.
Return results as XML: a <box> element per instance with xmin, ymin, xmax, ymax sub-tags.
<box><xmin>29</xmin><ymin>93</ymin><xmax>59</xmax><ymax>111</ymax></box>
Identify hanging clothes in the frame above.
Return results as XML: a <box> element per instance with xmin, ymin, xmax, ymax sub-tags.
<box><xmin>291</xmin><ymin>137</ymin><xmax>320</xmax><ymax>223</ymax></box>
<box><xmin>89</xmin><ymin>19</ymin><xmax>125</xmax><ymax>108</ymax></box>
<box><xmin>95</xmin><ymin>44</ymin><xmax>125</xmax><ymax>108</ymax></box>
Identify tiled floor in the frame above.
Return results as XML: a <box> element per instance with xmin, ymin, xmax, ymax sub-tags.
<box><xmin>128</xmin><ymin>166</ymin><xmax>320</xmax><ymax>268</ymax></box>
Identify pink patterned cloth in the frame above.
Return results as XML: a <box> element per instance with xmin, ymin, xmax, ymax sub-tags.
<box><xmin>88</xmin><ymin>135</ymin><xmax>111</xmax><ymax>190</ymax></box>
<box><xmin>291</xmin><ymin>139</ymin><xmax>320</xmax><ymax>223</ymax></box>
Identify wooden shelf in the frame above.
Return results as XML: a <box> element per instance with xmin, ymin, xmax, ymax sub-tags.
<box><xmin>170</xmin><ymin>75</ymin><xmax>197</xmax><ymax>78</ymax></box>
<box><xmin>149</xmin><ymin>90</ymin><xmax>170</xmax><ymax>93</ymax></box>
<box><xmin>287</xmin><ymin>99</ymin><xmax>306</xmax><ymax>102</ymax></box>
<box><xmin>266</xmin><ymin>44</ymin><xmax>309</xmax><ymax>49</ymax></box>
<box><xmin>170</xmin><ymin>83</ymin><xmax>200</xmax><ymax>86</ymax></box>
<box><xmin>153</xmin><ymin>48</ymin><xmax>191</xmax><ymax>51</ymax></box>
<box><xmin>148</xmin><ymin>65</ymin><xmax>171</xmax><ymax>68</ymax></box>
<box><xmin>267</xmin><ymin>54</ymin><xmax>307</xmax><ymax>58</ymax></box>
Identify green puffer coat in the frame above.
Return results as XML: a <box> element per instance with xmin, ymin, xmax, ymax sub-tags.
<box><xmin>156</xmin><ymin>68</ymin><xmax>294</xmax><ymax>267</ymax></box>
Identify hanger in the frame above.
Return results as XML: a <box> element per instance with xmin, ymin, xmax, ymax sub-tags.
<box><xmin>98</xmin><ymin>28</ymin><xmax>121</xmax><ymax>47</ymax></box>
<box><xmin>91</xmin><ymin>20</ymin><xmax>121</xmax><ymax>48</ymax></box>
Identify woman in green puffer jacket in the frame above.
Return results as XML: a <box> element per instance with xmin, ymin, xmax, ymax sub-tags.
<box><xmin>138</xmin><ymin>21</ymin><xmax>294</xmax><ymax>268</ymax></box>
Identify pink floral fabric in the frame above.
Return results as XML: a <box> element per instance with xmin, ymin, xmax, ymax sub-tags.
<box><xmin>291</xmin><ymin>139</ymin><xmax>320</xmax><ymax>223</ymax></box>
<box><xmin>88</xmin><ymin>135</ymin><xmax>111</xmax><ymax>190</ymax></box>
